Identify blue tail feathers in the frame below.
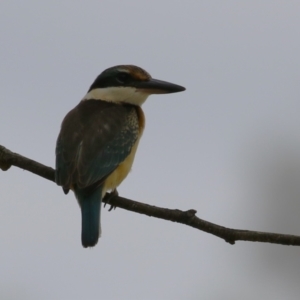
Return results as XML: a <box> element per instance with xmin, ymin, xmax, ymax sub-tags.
<box><xmin>75</xmin><ymin>186</ymin><xmax>103</xmax><ymax>248</ymax></box>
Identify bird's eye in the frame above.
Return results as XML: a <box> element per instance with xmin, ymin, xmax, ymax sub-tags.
<box><xmin>116</xmin><ymin>73</ymin><xmax>130</xmax><ymax>83</ymax></box>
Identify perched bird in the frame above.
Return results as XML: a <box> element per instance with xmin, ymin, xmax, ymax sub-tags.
<box><xmin>55</xmin><ymin>65</ymin><xmax>185</xmax><ymax>248</ymax></box>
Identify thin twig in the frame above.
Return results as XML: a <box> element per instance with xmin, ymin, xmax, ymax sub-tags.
<box><xmin>1</xmin><ymin>144</ymin><xmax>300</xmax><ymax>246</ymax></box>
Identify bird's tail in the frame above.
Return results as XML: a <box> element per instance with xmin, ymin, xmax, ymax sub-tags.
<box><xmin>75</xmin><ymin>185</ymin><xmax>103</xmax><ymax>248</ymax></box>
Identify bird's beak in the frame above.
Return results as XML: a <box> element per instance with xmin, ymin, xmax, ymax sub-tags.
<box><xmin>136</xmin><ymin>78</ymin><xmax>186</xmax><ymax>94</ymax></box>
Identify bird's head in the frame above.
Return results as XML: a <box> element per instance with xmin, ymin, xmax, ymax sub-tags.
<box><xmin>83</xmin><ymin>65</ymin><xmax>185</xmax><ymax>106</ymax></box>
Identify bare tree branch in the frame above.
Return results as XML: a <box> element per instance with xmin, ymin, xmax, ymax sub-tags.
<box><xmin>1</xmin><ymin>144</ymin><xmax>300</xmax><ymax>246</ymax></box>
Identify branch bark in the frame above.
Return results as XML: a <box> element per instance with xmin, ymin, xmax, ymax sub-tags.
<box><xmin>1</xmin><ymin>144</ymin><xmax>300</xmax><ymax>246</ymax></box>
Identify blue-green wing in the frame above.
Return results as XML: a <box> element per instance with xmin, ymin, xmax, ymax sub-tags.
<box><xmin>55</xmin><ymin>100</ymin><xmax>139</xmax><ymax>191</ymax></box>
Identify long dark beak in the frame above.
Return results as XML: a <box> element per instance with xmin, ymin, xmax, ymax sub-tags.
<box><xmin>135</xmin><ymin>78</ymin><xmax>186</xmax><ymax>94</ymax></box>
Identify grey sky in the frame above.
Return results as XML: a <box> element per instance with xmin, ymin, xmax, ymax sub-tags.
<box><xmin>1</xmin><ymin>1</ymin><xmax>300</xmax><ymax>299</ymax></box>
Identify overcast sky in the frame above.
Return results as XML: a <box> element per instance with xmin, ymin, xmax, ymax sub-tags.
<box><xmin>1</xmin><ymin>1</ymin><xmax>300</xmax><ymax>299</ymax></box>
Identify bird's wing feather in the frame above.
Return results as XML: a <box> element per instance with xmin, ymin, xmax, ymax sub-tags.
<box><xmin>55</xmin><ymin>100</ymin><xmax>139</xmax><ymax>190</ymax></box>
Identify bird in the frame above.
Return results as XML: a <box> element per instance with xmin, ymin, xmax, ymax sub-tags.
<box><xmin>55</xmin><ymin>65</ymin><xmax>185</xmax><ymax>248</ymax></box>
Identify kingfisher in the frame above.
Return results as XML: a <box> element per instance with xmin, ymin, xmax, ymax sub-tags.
<box><xmin>55</xmin><ymin>65</ymin><xmax>185</xmax><ymax>248</ymax></box>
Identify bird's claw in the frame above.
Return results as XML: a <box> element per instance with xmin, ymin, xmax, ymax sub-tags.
<box><xmin>103</xmin><ymin>189</ymin><xmax>119</xmax><ymax>211</ymax></box>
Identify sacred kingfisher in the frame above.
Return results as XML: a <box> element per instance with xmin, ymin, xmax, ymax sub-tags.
<box><xmin>55</xmin><ymin>65</ymin><xmax>185</xmax><ymax>248</ymax></box>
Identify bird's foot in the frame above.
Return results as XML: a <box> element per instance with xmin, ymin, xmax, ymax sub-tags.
<box><xmin>103</xmin><ymin>189</ymin><xmax>119</xmax><ymax>211</ymax></box>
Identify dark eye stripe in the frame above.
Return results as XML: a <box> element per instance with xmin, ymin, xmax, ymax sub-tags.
<box><xmin>88</xmin><ymin>71</ymin><xmax>133</xmax><ymax>92</ymax></box>
<box><xmin>116</xmin><ymin>73</ymin><xmax>131</xmax><ymax>84</ymax></box>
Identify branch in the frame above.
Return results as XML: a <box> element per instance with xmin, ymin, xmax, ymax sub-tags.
<box><xmin>1</xmin><ymin>144</ymin><xmax>300</xmax><ymax>246</ymax></box>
